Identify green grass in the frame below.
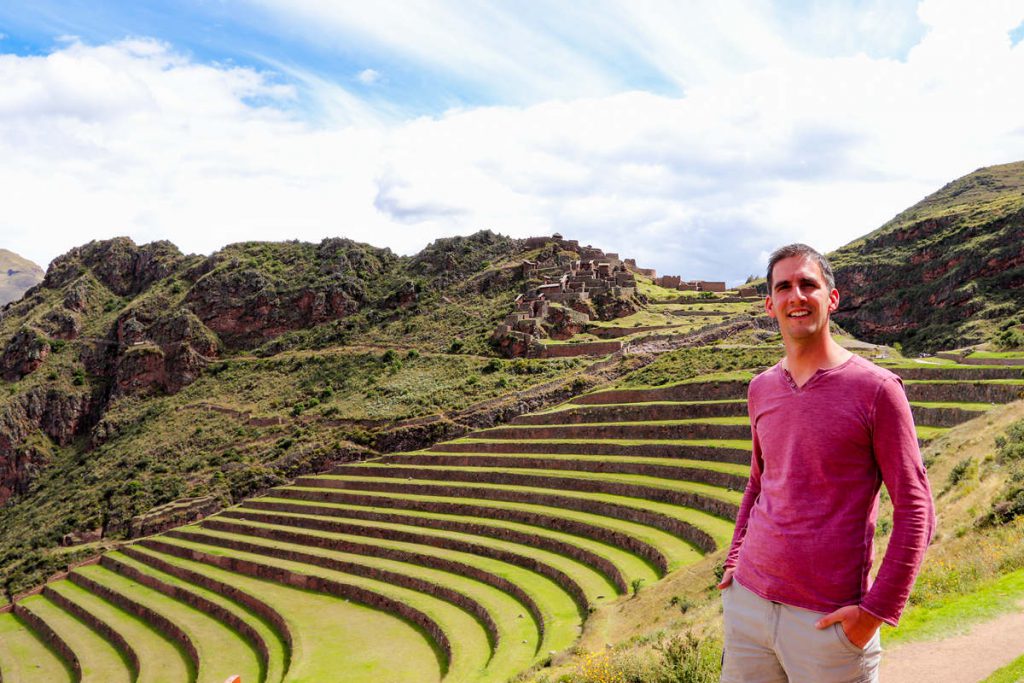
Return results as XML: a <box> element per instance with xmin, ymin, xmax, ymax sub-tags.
<box><xmin>137</xmin><ymin>545</ymin><xmax>443</xmax><ymax>683</ymax></box>
<box><xmin>154</xmin><ymin>531</ymin><xmax>497</xmax><ymax>682</ymax></box>
<box><xmin>911</xmin><ymin>401</ymin><xmax>996</xmax><ymax>410</ymax></box>
<box><xmin>969</xmin><ymin>351</ymin><xmax>1024</xmax><ymax>359</ymax></box>
<box><xmin>245</xmin><ymin>497</ymin><xmax>661</xmax><ymax>588</ymax></box>
<box><xmin>46</xmin><ymin>579</ymin><xmax>191</xmax><ymax>683</ymax></box>
<box><xmin>19</xmin><ymin>593</ymin><xmax>133</xmax><ymax>683</ymax></box>
<box><xmin>314</xmin><ymin>469</ymin><xmax>743</xmax><ymax>506</ymax></box>
<box><xmin>402</xmin><ymin>451</ymin><xmax>751</xmax><ymax>476</ymax></box>
<box><xmin>221</xmin><ymin>507</ymin><xmax>617</xmax><ymax>599</ymax></box>
<box><xmin>534</xmin><ymin>399</ymin><xmax>747</xmax><ymax>414</ymax></box>
<box><xmin>288</xmin><ymin>480</ymin><xmax>732</xmax><ymax>565</ymax></box>
<box><xmin>917</xmin><ymin>426</ymin><xmax>951</xmax><ymax>441</ymax></box>
<box><xmin>884</xmin><ymin>568</ymin><xmax>1024</xmax><ymax>646</ymax></box>
<box><xmin>982</xmin><ymin>653</ymin><xmax>1024</xmax><ymax>682</ymax></box>
<box><xmin>480</xmin><ymin>416</ymin><xmax>751</xmax><ymax>428</ymax></box>
<box><xmin>451</xmin><ymin>437</ymin><xmax>753</xmax><ymax>451</ymax></box>
<box><xmin>0</xmin><ymin>611</ymin><xmax>73</xmax><ymax>683</ymax></box>
<box><xmin>76</xmin><ymin>562</ymin><xmax>261</xmax><ymax>683</ymax></box>
<box><xmin>107</xmin><ymin>549</ymin><xmax>284</xmax><ymax>683</ymax></box>
<box><xmin>196</xmin><ymin>514</ymin><xmax>584</xmax><ymax>662</ymax></box>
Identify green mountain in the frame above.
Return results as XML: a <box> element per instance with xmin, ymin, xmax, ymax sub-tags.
<box><xmin>830</xmin><ymin>161</ymin><xmax>1024</xmax><ymax>353</ymax></box>
<box><xmin>0</xmin><ymin>249</ymin><xmax>44</xmax><ymax>306</ymax></box>
<box><xmin>0</xmin><ymin>231</ymin><xmax>660</xmax><ymax>595</ymax></box>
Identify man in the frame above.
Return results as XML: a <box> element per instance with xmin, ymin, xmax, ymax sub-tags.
<box><xmin>717</xmin><ymin>243</ymin><xmax>935</xmax><ymax>682</ymax></box>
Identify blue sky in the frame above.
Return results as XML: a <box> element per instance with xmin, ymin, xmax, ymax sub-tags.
<box><xmin>1</xmin><ymin>1</ymin><xmax>1023</xmax><ymax>283</ymax></box>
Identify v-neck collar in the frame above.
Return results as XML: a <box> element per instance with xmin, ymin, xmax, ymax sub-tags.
<box><xmin>778</xmin><ymin>355</ymin><xmax>857</xmax><ymax>393</ymax></box>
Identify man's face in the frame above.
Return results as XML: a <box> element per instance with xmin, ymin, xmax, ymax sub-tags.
<box><xmin>766</xmin><ymin>255</ymin><xmax>839</xmax><ymax>343</ymax></box>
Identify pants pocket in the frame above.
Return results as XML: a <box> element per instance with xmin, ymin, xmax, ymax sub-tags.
<box><xmin>833</xmin><ymin>622</ymin><xmax>866</xmax><ymax>654</ymax></box>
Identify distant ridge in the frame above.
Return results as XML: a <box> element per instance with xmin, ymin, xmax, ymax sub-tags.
<box><xmin>831</xmin><ymin>160</ymin><xmax>1024</xmax><ymax>353</ymax></box>
<box><xmin>0</xmin><ymin>249</ymin><xmax>44</xmax><ymax>306</ymax></box>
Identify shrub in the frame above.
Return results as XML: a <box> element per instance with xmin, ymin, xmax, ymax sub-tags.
<box><xmin>995</xmin><ymin>420</ymin><xmax>1024</xmax><ymax>463</ymax></box>
<box><xmin>449</xmin><ymin>339</ymin><xmax>464</xmax><ymax>354</ymax></box>
<box><xmin>947</xmin><ymin>457</ymin><xmax>975</xmax><ymax>488</ymax></box>
<box><xmin>631</xmin><ymin>577</ymin><xmax>645</xmax><ymax>596</ymax></box>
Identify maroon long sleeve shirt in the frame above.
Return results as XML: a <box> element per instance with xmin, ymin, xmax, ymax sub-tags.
<box><xmin>724</xmin><ymin>355</ymin><xmax>936</xmax><ymax>626</ymax></box>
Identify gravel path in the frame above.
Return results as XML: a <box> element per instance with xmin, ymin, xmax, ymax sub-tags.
<box><xmin>881</xmin><ymin>607</ymin><xmax>1024</xmax><ymax>682</ymax></box>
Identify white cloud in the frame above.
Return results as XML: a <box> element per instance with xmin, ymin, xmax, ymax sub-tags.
<box><xmin>357</xmin><ymin>68</ymin><xmax>381</xmax><ymax>85</ymax></box>
<box><xmin>2</xmin><ymin>3</ymin><xmax>1024</xmax><ymax>286</ymax></box>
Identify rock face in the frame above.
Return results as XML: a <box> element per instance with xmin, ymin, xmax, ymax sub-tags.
<box><xmin>0</xmin><ymin>387</ymin><xmax>92</xmax><ymax>502</ymax></box>
<box><xmin>830</xmin><ymin>161</ymin><xmax>1024</xmax><ymax>353</ymax></box>
<box><xmin>1</xmin><ymin>328</ymin><xmax>50</xmax><ymax>381</ymax></box>
<box><xmin>42</xmin><ymin>238</ymin><xmax>184</xmax><ymax>297</ymax></box>
<box><xmin>0</xmin><ymin>249</ymin><xmax>45</xmax><ymax>307</ymax></box>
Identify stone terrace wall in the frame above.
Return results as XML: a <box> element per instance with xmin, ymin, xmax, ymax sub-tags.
<box><xmin>100</xmin><ymin>554</ymin><xmax>270</xmax><ymax>675</ymax></box>
<box><xmin>539</xmin><ymin>341</ymin><xmax>622</xmax><ymax>358</ymax></box>
<box><xmin>379</xmin><ymin>455</ymin><xmax>748</xmax><ymax>491</ymax></box>
<box><xmin>432</xmin><ymin>440</ymin><xmax>750</xmax><ymax>464</ymax></box>
<box><xmin>467</xmin><ymin>422</ymin><xmax>750</xmax><ymax>441</ymax></box>
<box><xmin>170</xmin><ymin>525</ymin><xmax>502</xmax><ymax>652</ymax></box>
<box><xmin>264</xmin><ymin>491</ymin><xmax>670</xmax><ymax>574</ymax></box>
<box><xmin>220</xmin><ymin>509</ymin><xmax>558</xmax><ymax>629</ymax></box>
<box><xmin>119</xmin><ymin>544</ymin><xmax>294</xmax><ymax>666</ymax></box>
<box><xmin>512</xmin><ymin>401</ymin><xmax>747</xmax><ymax>424</ymax></box>
<box><xmin>43</xmin><ymin>585</ymin><xmax>141</xmax><ymax>680</ymax></box>
<box><xmin>236</xmin><ymin>503</ymin><xmax>627</xmax><ymax>595</ymax></box>
<box><xmin>140</xmin><ymin>538</ymin><xmax>453</xmax><ymax>674</ymax></box>
<box><xmin>12</xmin><ymin>601</ymin><xmax>82</xmax><ymax>681</ymax></box>
<box><xmin>571</xmin><ymin>380</ymin><xmax>749</xmax><ymax>404</ymax></box>
<box><xmin>67</xmin><ymin>571</ymin><xmax>201</xmax><ymax>680</ymax></box>
<box><xmin>288</xmin><ymin>480</ymin><xmax>726</xmax><ymax>550</ymax></box>
<box><xmin>904</xmin><ymin>382</ymin><xmax>1024</xmax><ymax>404</ymax></box>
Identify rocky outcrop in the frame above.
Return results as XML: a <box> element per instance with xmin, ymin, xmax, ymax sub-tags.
<box><xmin>185</xmin><ymin>266</ymin><xmax>360</xmax><ymax>347</ymax></box>
<box><xmin>110</xmin><ymin>308</ymin><xmax>219</xmax><ymax>397</ymax></box>
<box><xmin>0</xmin><ymin>387</ymin><xmax>93</xmax><ymax>503</ymax></box>
<box><xmin>42</xmin><ymin>238</ymin><xmax>184</xmax><ymax>297</ymax></box>
<box><xmin>1</xmin><ymin>327</ymin><xmax>50</xmax><ymax>380</ymax></box>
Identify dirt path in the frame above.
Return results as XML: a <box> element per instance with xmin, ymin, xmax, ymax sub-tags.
<box><xmin>881</xmin><ymin>607</ymin><xmax>1024</xmax><ymax>682</ymax></box>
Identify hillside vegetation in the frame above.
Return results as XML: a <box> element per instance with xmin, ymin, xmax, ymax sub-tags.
<box><xmin>3</xmin><ymin>160</ymin><xmax>1024</xmax><ymax>681</ymax></box>
<box><xmin>831</xmin><ymin>160</ymin><xmax>1024</xmax><ymax>353</ymax></box>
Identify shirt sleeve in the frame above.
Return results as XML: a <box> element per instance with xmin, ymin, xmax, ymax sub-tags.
<box><xmin>859</xmin><ymin>377</ymin><xmax>936</xmax><ymax>626</ymax></box>
<box><xmin>725</xmin><ymin>402</ymin><xmax>763</xmax><ymax>570</ymax></box>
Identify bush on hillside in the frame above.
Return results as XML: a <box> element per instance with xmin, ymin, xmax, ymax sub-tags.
<box><xmin>555</xmin><ymin>632</ymin><xmax>721</xmax><ymax>683</ymax></box>
<box><xmin>981</xmin><ymin>418</ymin><xmax>1024</xmax><ymax>526</ymax></box>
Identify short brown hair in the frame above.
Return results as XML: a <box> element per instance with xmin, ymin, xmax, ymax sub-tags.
<box><xmin>766</xmin><ymin>243</ymin><xmax>835</xmax><ymax>292</ymax></box>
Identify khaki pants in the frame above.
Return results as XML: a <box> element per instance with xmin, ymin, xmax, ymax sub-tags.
<box><xmin>721</xmin><ymin>579</ymin><xmax>882</xmax><ymax>683</ymax></box>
